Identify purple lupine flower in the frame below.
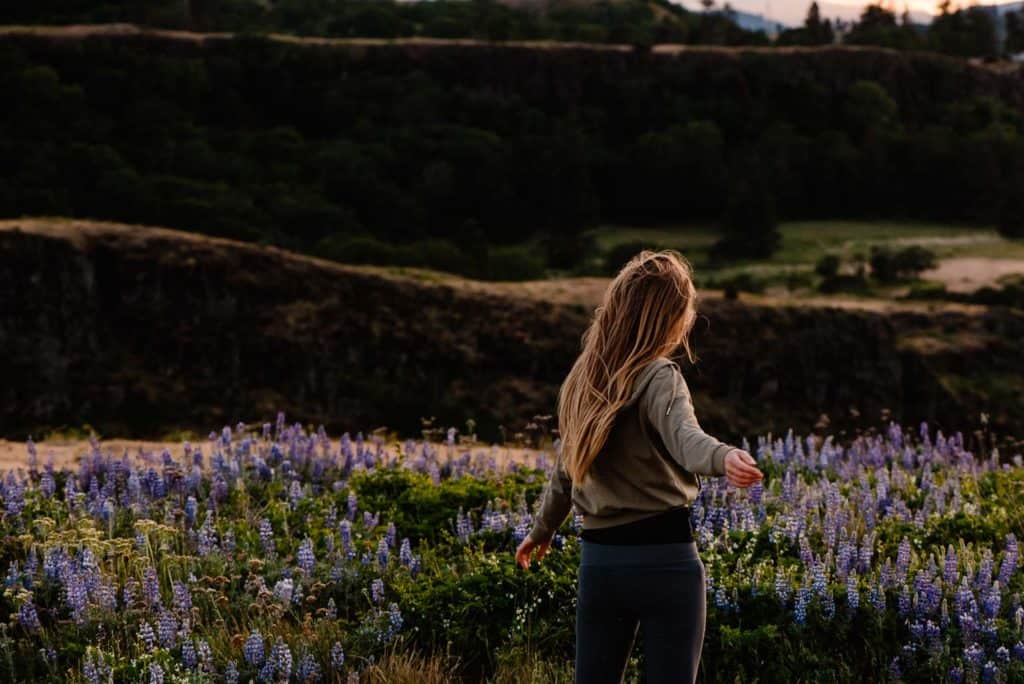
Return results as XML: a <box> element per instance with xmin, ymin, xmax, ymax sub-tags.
<box><xmin>339</xmin><ymin>520</ymin><xmax>353</xmax><ymax>559</ymax></box>
<box><xmin>331</xmin><ymin>642</ymin><xmax>345</xmax><ymax>671</ymax></box>
<box><xmin>40</xmin><ymin>469</ymin><xmax>55</xmax><ymax>498</ymax></box>
<box><xmin>157</xmin><ymin>608</ymin><xmax>177</xmax><ymax>648</ymax></box>
<box><xmin>66</xmin><ymin>574</ymin><xmax>89</xmax><ymax>624</ymax></box>
<box><xmin>225</xmin><ymin>660</ymin><xmax>239</xmax><ymax>684</ymax></box>
<box><xmin>18</xmin><ymin>600</ymin><xmax>41</xmax><ymax>631</ymax></box>
<box><xmin>775</xmin><ymin>571</ymin><xmax>791</xmax><ymax>606</ymax></box>
<box><xmin>289</xmin><ymin>479</ymin><xmax>303</xmax><ymax>507</ymax></box>
<box><xmin>965</xmin><ymin>642</ymin><xmax>985</xmax><ymax>671</ymax></box>
<box><xmin>222</xmin><ymin>529</ymin><xmax>236</xmax><ymax>554</ymax></box>
<box><xmin>273</xmin><ymin>578</ymin><xmax>294</xmax><ymax>604</ymax></box>
<box><xmin>244</xmin><ymin>630</ymin><xmax>265</xmax><ymax>666</ymax></box>
<box><xmin>455</xmin><ymin>507</ymin><xmax>472</xmax><ymax>543</ymax></box>
<box><xmin>182</xmin><ymin>640</ymin><xmax>197</xmax><ymax>669</ymax></box>
<box><xmin>363</xmin><ymin>511</ymin><xmax>379</xmax><ymax>530</ymax></box>
<box><xmin>83</xmin><ymin>652</ymin><xmax>100</xmax><ymax>684</ymax></box>
<box><xmin>399</xmin><ymin>538</ymin><xmax>413</xmax><ymax>567</ymax></box>
<box><xmin>846</xmin><ymin>572</ymin><xmax>859</xmax><ymax>611</ymax></box>
<box><xmin>385</xmin><ymin>602</ymin><xmax>403</xmax><ymax>640</ymax></box>
<box><xmin>326</xmin><ymin>597</ymin><xmax>337</xmax><ymax>620</ymax></box>
<box><xmin>895</xmin><ymin>538</ymin><xmax>912</xmax><ymax>580</ymax></box>
<box><xmin>143</xmin><ymin>566</ymin><xmax>161</xmax><ymax>608</ymax></box>
<box><xmin>5</xmin><ymin>562</ymin><xmax>21</xmax><ymax>589</ymax></box>
<box><xmin>297</xmin><ymin>537</ymin><xmax>315</xmax><ymax>575</ymax></box>
<box><xmin>887</xmin><ymin>657</ymin><xmax>901</xmax><ymax>682</ymax></box>
<box><xmin>513</xmin><ymin>515</ymin><xmax>531</xmax><ymax>545</ymax></box>
<box><xmin>212</xmin><ymin>474</ymin><xmax>228</xmax><ymax>502</ymax></box>
<box><xmin>149</xmin><ymin>662</ymin><xmax>164</xmax><ymax>684</ymax></box>
<box><xmin>897</xmin><ymin>583</ymin><xmax>912</xmax><ymax>618</ymax></box>
<box><xmin>197</xmin><ymin>516</ymin><xmax>219</xmax><ymax>557</ymax></box>
<box><xmin>371</xmin><ymin>578</ymin><xmax>384</xmax><ymax>604</ymax></box>
<box><xmin>296</xmin><ymin>653</ymin><xmax>321</xmax><ymax>681</ymax></box>
<box><xmin>184</xmin><ymin>496</ymin><xmax>198</xmax><ymax>527</ymax></box>
<box><xmin>195</xmin><ymin>638</ymin><xmax>213</xmax><ymax>672</ymax></box>
<box><xmin>385</xmin><ymin>522</ymin><xmax>396</xmax><ymax>548</ymax></box>
<box><xmin>269</xmin><ymin>637</ymin><xmax>293</xmax><ymax>681</ymax></box>
<box><xmin>794</xmin><ymin>586</ymin><xmax>810</xmax><ymax>625</ymax></box>
<box><xmin>999</xmin><ymin>534</ymin><xmax>1018</xmax><ymax>589</ymax></box>
<box><xmin>172</xmin><ymin>580</ymin><xmax>192</xmax><ymax>613</ymax></box>
<box><xmin>982</xmin><ymin>583</ymin><xmax>1001</xmax><ymax>619</ymax></box>
<box><xmin>259</xmin><ymin>519</ymin><xmax>276</xmax><ymax>556</ymax></box>
<box><xmin>944</xmin><ymin>544</ymin><xmax>959</xmax><ymax>586</ymax></box>
<box><xmin>139</xmin><ymin>621</ymin><xmax>156</xmax><ymax>649</ymax></box>
<box><xmin>376</xmin><ymin>538</ymin><xmax>389</xmax><ymax>566</ymax></box>
<box><xmin>346</xmin><ymin>491</ymin><xmax>357</xmax><ymax>521</ymax></box>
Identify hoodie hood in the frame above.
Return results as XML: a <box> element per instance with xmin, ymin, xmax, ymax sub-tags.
<box><xmin>623</xmin><ymin>356</ymin><xmax>679</xmax><ymax>408</ymax></box>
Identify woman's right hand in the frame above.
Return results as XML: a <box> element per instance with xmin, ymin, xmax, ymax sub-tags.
<box><xmin>724</xmin><ymin>449</ymin><xmax>763</xmax><ymax>488</ymax></box>
<box><xmin>515</xmin><ymin>534</ymin><xmax>551</xmax><ymax>569</ymax></box>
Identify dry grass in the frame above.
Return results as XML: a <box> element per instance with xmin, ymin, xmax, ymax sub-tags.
<box><xmin>360</xmin><ymin>649</ymin><xmax>463</xmax><ymax>684</ymax></box>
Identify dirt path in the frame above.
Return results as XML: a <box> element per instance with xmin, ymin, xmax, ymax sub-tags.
<box><xmin>0</xmin><ymin>438</ymin><xmax>547</xmax><ymax>472</ymax></box>
<box><xmin>923</xmin><ymin>257</ymin><xmax>1024</xmax><ymax>294</ymax></box>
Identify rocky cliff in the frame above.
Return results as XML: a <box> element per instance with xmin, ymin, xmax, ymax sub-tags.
<box><xmin>3</xmin><ymin>219</ymin><xmax>1022</xmax><ymax>447</ymax></box>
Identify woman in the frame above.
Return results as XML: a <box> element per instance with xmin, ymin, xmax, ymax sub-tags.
<box><xmin>514</xmin><ymin>249</ymin><xmax>763</xmax><ymax>684</ymax></box>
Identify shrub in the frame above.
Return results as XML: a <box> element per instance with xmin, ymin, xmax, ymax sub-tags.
<box><xmin>710</xmin><ymin>178</ymin><xmax>781</xmax><ymax>261</ymax></box>
<box><xmin>998</xmin><ymin>189</ymin><xmax>1024</xmax><ymax>239</ymax></box>
<box><xmin>869</xmin><ymin>245</ymin><xmax>937</xmax><ymax>283</ymax></box>
<box><xmin>603</xmin><ymin>240</ymin><xmax>667</xmax><ymax>275</ymax></box>
<box><xmin>484</xmin><ymin>245</ymin><xmax>546</xmax><ymax>281</ymax></box>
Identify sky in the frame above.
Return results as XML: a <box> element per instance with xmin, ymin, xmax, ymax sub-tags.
<box><xmin>674</xmin><ymin>0</ymin><xmax>1021</xmax><ymax>27</ymax></box>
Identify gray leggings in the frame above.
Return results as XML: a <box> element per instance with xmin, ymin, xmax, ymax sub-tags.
<box><xmin>574</xmin><ymin>540</ymin><xmax>707</xmax><ymax>684</ymax></box>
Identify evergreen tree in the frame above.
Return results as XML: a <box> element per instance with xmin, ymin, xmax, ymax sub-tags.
<box><xmin>1005</xmin><ymin>9</ymin><xmax>1024</xmax><ymax>55</ymax></box>
<box><xmin>710</xmin><ymin>177</ymin><xmax>781</xmax><ymax>261</ymax></box>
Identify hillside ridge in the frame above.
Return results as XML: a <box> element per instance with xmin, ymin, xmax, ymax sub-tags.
<box><xmin>3</xmin><ymin>218</ymin><xmax>1023</xmax><ymax>445</ymax></box>
<box><xmin>0</xmin><ymin>21</ymin><xmax>1020</xmax><ymax>75</ymax></box>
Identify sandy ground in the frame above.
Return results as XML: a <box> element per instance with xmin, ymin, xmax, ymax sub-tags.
<box><xmin>0</xmin><ymin>438</ymin><xmax>547</xmax><ymax>473</ymax></box>
<box><xmin>922</xmin><ymin>258</ymin><xmax>1024</xmax><ymax>294</ymax></box>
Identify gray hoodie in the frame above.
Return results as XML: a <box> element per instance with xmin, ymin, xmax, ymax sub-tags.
<box><xmin>526</xmin><ymin>356</ymin><xmax>734</xmax><ymax>543</ymax></box>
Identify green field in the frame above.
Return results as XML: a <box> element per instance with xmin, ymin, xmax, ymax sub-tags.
<box><xmin>586</xmin><ymin>221</ymin><xmax>1024</xmax><ymax>294</ymax></box>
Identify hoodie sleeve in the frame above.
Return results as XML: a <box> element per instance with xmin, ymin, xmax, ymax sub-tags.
<box><xmin>640</xmin><ymin>363</ymin><xmax>732</xmax><ymax>477</ymax></box>
<box><xmin>526</xmin><ymin>453</ymin><xmax>574</xmax><ymax>544</ymax></box>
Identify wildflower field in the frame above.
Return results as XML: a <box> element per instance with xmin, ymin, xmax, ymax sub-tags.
<box><xmin>2</xmin><ymin>415</ymin><xmax>1023</xmax><ymax>683</ymax></box>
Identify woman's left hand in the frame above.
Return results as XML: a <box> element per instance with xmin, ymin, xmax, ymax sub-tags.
<box><xmin>515</xmin><ymin>535</ymin><xmax>551</xmax><ymax>569</ymax></box>
<box><xmin>724</xmin><ymin>449</ymin><xmax>763</xmax><ymax>488</ymax></box>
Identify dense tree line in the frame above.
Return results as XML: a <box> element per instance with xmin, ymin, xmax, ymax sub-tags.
<box><xmin>0</xmin><ymin>0</ymin><xmax>767</xmax><ymax>47</ymax></box>
<box><xmin>0</xmin><ymin>34</ymin><xmax>1021</xmax><ymax>277</ymax></box>
<box><xmin>6</xmin><ymin>0</ymin><xmax>1024</xmax><ymax>60</ymax></box>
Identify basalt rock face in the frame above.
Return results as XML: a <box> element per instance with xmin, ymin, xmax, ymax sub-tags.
<box><xmin>2</xmin><ymin>219</ymin><xmax>1023</xmax><ymax>444</ymax></box>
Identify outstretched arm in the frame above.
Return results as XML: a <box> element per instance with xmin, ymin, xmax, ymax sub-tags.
<box><xmin>641</xmin><ymin>364</ymin><xmax>733</xmax><ymax>477</ymax></box>
<box><xmin>641</xmin><ymin>363</ymin><xmax>764</xmax><ymax>489</ymax></box>
<box><xmin>526</xmin><ymin>454</ymin><xmax>574</xmax><ymax>544</ymax></box>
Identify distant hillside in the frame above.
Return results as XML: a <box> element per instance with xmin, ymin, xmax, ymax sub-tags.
<box><xmin>1</xmin><ymin>24</ymin><xmax>1022</xmax><ymax>285</ymax></box>
<box><xmin>3</xmin><ymin>218</ymin><xmax>1023</xmax><ymax>449</ymax></box>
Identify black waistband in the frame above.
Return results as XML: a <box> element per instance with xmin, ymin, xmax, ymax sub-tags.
<box><xmin>580</xmin><ymin>506</ymin><xmax>694</xmax><ymax>545</ymax></box>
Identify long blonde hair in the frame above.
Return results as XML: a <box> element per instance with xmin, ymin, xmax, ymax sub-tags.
<box><xmin>558</xmin><ymin>249</ymin><xmax>699</xmax><ymax>486</ymax></box>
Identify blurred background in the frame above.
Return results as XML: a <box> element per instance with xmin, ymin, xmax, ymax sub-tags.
<box><xmin>0</xmin><ymin>0</ymin><xmax>1022</xmax><ymax>449</ymax></box>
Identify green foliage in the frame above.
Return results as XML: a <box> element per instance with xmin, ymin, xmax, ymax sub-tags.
<box><xmin>868</xmin><ymin>245</ymin><xmax>936</xmax><ymax>283</ymax></box>
<box><xmin>929</xmin><ymin>3</ymin><xmax>999</xmax><ymax>60</ymax></box>
<box><xmin>843</xmin><ymin>4</ymin><xmax>924</xmax><ymax>51</ymax></box>
<box><xmin>776</xmin><ymin>2</ymin><xmax>834</xmax><ymax>46</ymax></box>
<box><xmin>711</xmin><ymin>178</ymin><xmax>780</xmax><ymax>261</ymax></box>
<box><xmin>602</xmin><ymin>240</ymin><xmax>665</xmax><ymax>275</ymax></box>
<box><xmin>0</xmin><ymin>32</ymin><xmax>1022</xmax><ymax>278</ymax></box>
<box><xmin>349</xmin><ymin>468</ymin><xmax>541</xmax><ymax>544</ymax></box>
<box><xmin>999</xmin><ymin>188</ymin><xmax>1024</xmax><ymax>239</ymax></box>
